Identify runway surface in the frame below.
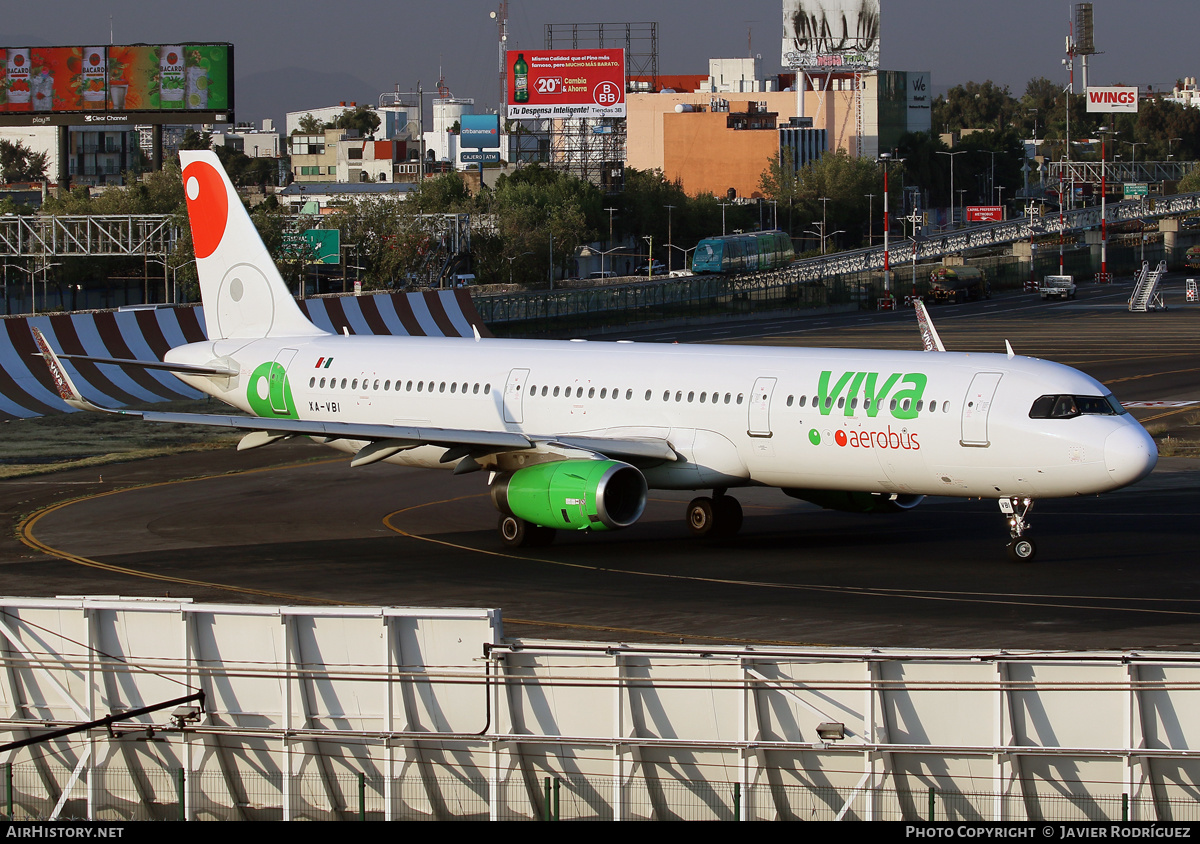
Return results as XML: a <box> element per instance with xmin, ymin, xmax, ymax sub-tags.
<box><xmin>4</xmin><ymin>279</ymin><xmax>1199</xmax><ymax>650</ymax></box>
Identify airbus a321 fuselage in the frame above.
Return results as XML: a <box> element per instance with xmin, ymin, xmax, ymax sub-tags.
<box><xmin>35</xmin><ymin>152</ymin><xmax>1158</xmax><ymax>561</ymax></box>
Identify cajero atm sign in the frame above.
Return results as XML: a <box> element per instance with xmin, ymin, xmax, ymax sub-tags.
<box><xmin>1086</xmin><ymin>86</ymin><xmax>1139</xmax><ymax>113</ymax></box>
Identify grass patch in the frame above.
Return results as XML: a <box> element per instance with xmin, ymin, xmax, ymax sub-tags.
<box><xmin>0</xmin><ymin>398</ymin><xmax>242</xmax><ymax>478</ymax></box>
<box><xmin>1153</xmin><ymin>436</ymin><xmax>1200</xmax><ymax>458</ymax></box>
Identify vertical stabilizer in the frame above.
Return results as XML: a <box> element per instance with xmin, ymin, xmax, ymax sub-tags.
<box><xmin>179</xmin><ymin>150</ymin><xmax>325</xmax><ymax>340</ymax></box>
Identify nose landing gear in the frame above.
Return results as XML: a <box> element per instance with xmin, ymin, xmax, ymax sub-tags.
<box><xmin>1000</xmin><ymin>497</ymin><xmax>1036</xmax><ymax>562</ymax></box>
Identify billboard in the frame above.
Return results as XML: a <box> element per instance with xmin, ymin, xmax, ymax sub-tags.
<box><xmin>782</xmin><ymin>0</ymin><xmax>881</xmax><ymax>70</ymax></box>
<box><xmin>506</xmin><ymin>49</ymin><xmax>625</xmax><ymax>119</ymax></box>
<box><xmin>1086</xmin><ymin>86</ymin><xmax>1138</xmax><ymax>113</ymax></box>
<box><xmin>0</xmin><ymin>44</ymin><xmax>232</xmax><ymax>126</ymax></box>
<box><xmin>966</xmin><ymin>206</ymin><xmax>1004</xmax><ymax>223</ymax></box>
<box><xmin>460</xmin><ymin>113</ymin><xmax>500</xmax><ymax>149</ymax></box>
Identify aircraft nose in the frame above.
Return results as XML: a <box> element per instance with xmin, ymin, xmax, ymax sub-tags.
<box><xmin>1104</xmin><ymin>423</ymin><xmax>1158</xmax><ymax>489</ymax></box>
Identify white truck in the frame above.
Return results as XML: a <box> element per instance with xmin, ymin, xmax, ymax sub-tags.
<box><xmin>1039</xmin><ymin>275</ymin><xmax>1077</xmax><ymax>300</ymax></box>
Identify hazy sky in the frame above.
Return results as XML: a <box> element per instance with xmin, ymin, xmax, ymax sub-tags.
<box><xmin>4</xmin><ymin>1</ymin><xmax>1194</xmax><ymax>126</ymax></box>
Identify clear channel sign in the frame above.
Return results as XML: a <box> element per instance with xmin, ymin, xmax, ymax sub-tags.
<box><xmin>282</xmin><ymin>229</ymin><xmax>340</xmax><ymax>264</ymax></box>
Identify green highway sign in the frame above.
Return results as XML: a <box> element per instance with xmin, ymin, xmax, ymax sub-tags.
<box><xmin>282</xmin><ymin>229</ymin><xmax>341</xmax><ymax>264</ymax></box>
<box><xmin>1123</xmin><ymin>183</ymin><xmax>1148</xmax><ymax>198</ymax></box>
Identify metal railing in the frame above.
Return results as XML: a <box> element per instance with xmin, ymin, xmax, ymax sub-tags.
<box><xmin>4</xmin><ymin>763</ymin><xmax>1196</xmax><ymax>822</ymax></box>
<box><xmin>0</xmin><ymin>215</ymin><xmax>177</xmax><ymax>258</ymax></box>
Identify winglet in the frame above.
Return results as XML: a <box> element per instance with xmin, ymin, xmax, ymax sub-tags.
<box><xmin>30</xmin><ymin>327</ymin><xmax>112</xmax><ymax>413</ymax></box>
<box><xmin>913</xmin><ymin>299</ymin><xmax>946</xmax><ymax>352</ymax></box>
<box><xmin>1005</xmin><ymin>339</ymin><xmax>1015</xmax><ymax>359</ymax></box>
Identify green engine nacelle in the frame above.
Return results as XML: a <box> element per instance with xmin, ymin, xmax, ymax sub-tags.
<box><xmin>782</xmin><ymin>489</ymin><xmax>925</xmax><ymax>513</ymax></box>
<box><xmin>490</xmin><ymin>459</ymin><xmax>648</xmax><ymax>532</ymax></box>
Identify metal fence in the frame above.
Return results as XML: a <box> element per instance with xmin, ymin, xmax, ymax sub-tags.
<box><xmin>5</xmin><ymin>763</ymin><xmax>1194</xmax><ymax>822</ymax></box>
<box><xmin>474</xmin><ymin>238</ymin><xmax>1165</xmax><ymax>337</ymax></box>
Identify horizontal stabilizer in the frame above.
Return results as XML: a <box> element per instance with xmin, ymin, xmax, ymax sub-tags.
<box><xmin>51</xmin><ymin>352</ymin><xmax>239</xmax><ymax>378</ymax></box>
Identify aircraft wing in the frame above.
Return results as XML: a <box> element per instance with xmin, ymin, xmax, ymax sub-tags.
<box><xmin>32</xmin><ymin>326</ymin><xmax>679</xmax><ymax>467</ymax></box>
<box><xmin>913</xmin><ymin>299</ymin><xmax>946</xmax><ymax>352</ymax></box>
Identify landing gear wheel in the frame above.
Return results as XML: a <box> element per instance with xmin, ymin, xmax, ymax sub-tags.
<box><xmin>498</xmin><ymin>515</ymin><xmax>556</xmax><ymax>548</ymax></box>
<box><xmin>999</xmin><ymin>497</ymin><xmax>1036</xmax><ymax>563</ymax></box>
<box><xmin>713</xmin><ymin>496</ymin><xmax>743</xmax><ymax>538</ymax></box>
<box><xmin>686</xmin><ymin>497</ymin><xmax>716</xmax><ymax>537</ymax></box>
<box><xmin>1007</xmin><ymin>537</ymin><xmax>1037</xmax><ymax>563</ymax></box>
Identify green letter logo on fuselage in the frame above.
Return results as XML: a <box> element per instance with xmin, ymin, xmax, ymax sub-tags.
<box><xmin>246</xmin><ymin>361</ymin><xmax>298</xmax><ymax>419</ymax></box>
<box><xmin>817</xmin><ymin>370</ymin><xmax>927</xmax><ymax>420</ymax></box>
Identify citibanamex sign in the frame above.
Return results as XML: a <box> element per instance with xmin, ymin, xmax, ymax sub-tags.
<box><xmin>1086</xmin><ymin>86</ymin><xmax>1139</xmax><ymax>113</ymax></box>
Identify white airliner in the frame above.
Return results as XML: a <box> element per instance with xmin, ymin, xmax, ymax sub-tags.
<box><xmin>34</xmin><ymin>152</ymin><xmax>1157</xmax><ymax>561</ymax></box>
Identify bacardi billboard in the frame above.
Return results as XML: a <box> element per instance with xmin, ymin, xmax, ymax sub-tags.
<box><xmin>0</xmin><ymin>43</ymin><xmax>233</xmax><ymax>126</ymax></box>
<box><xmin>1086</xmin><ymin>86</ymin><xmax>1138</xmax><ymax>113</ymax></box>
<box><xmin>506</xmin><ymin>49</ymin><xmax>625</xmax><ymax>119</ymax></box>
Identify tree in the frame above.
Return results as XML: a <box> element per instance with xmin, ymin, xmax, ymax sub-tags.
<box><xmin>1180</xmin><ymin>166</ymin><xmax>1200</xmax><ymax>193</ymax></box>
<box><xmin>791</xmin><ymin>149</ymin><xmax>884</xmax><ymax>249</ymax></box>
<box><xmin>932</xmin><ymin>80</ymin><xmax>1019</xmax><ymax>134</ymax></box>
<box><xmin>214</xmin><ymin>145</ymin><xmax>278</xmax><ymax>187</ymax></box>
<box><xmin>331</xmin><ymin>105</ymin><xmax>381</xmax><ymax>138</ymax></box>
<box><xmin>758</xmin><ymin>152</ymin><xmax>802</xmax><ymax>236</ymax></box>
<box><xmin>0</xmin><ymin>139</ymin><xmax>48</xmax><ymax>183</ymax></box>
<box><xmin>179</xmin><ymin>128</ymin><xmax>213</xmax><ymax>151</ymax></box>
<box><xmin>297</xmin><ymin>113</ymin><xmax>324</xmax><ymax>134</ymax></box>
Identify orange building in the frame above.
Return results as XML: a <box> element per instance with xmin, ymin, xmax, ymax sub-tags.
<box><xmin>662</xmin><ymin>102</ymin><xmax>784</xmax><ymax>199</ymax></box>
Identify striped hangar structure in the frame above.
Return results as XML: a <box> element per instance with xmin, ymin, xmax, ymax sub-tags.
<box><xmin>0</xmin><ymin>289</ymin><xmax>490</xmax><ymax>420</ymax></box>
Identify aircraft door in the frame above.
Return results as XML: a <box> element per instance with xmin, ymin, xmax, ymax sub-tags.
<box><xmin>503</xmin><ymin>368</ymin><xmax>530</xmax><ymax>424</ymax></box>
<box><xmin>747</xmin><ymin>376</ymin><xmax>777</xmax><ymax>438</ymax></box>
<box><xmin>270</xmin><ymin>349</ymin><xmax>298</xmax><ymax>415</ymax></box>
<box><xmin>960</xmin><ymin>372</ymin><xmax>1003</xmax><ymax>447</ymax></box>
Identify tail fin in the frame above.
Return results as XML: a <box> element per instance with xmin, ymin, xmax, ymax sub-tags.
<box><xmin>179</xmin><ymin>150</ymin><xmax>325</xmax><ymax>340</ymax></box>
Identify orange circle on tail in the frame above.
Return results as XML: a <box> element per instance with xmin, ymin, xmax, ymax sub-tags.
<box><xmin>182</xmin><ymin>161</ymin><xmax>229</xmax><ymax>260</ymax></box>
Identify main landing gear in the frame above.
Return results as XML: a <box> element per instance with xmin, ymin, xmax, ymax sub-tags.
<box><xmin>498</xmin><ymin>515</ymin><xmax>555</xmax><ymax>548</ymax></box>
<box><xmin>686</xmin><ymin>490</ymin><xmax>744</xmax><ymax>539</ymax></box>
<box><xmin>999</xmin><ymin>497</ymin><xmax>1036</xmax><ymax>562</ymax></box>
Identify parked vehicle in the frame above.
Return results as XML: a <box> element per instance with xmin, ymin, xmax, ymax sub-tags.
<box><xmin>927</xmin><ymin>266</ymin><xmax>990</xmax><ymax>304</ymax></box>
<box><xmin>634</xmin><ymin>260</ymin><xmax>667</xmax><ymax>276</ymax></box>
<box><xmin>1039</xmin><ymin>275</ymin><xmax>1077</xmax><ymax>300</ymax></box>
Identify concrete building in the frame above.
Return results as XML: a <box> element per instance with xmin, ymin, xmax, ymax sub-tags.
<box><xmin>1164</xmin><ymin>77</ymin><xmax>1199</xmax><ymax>109</ymax></box>
<box><xmin>277</xmin><ymin>180</ymin><xmax>417</xmax><ymax>214</ymax></box>
<box><xmin>626</xmin><ymin>68</ymin><xmax>930</xmax><ymax>198</ymax></box>
<box><xmin>213</xmin><ymin>120</ymin><xmax>283</xmax><ymax>158</ymax></box>
<box><xmin>288</xmin><ymin>127</ymin><xmax>416</xmax><ymax>184</ymax></box>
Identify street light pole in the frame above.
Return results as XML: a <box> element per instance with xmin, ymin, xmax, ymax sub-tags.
<box><xmin>877</xmin><ymin>152</ymin><xmax>900</xmax><ymax>296</ymax></box>
<box><xmin>818</xmin><ymin>196</ymin><xmax>831</xmax><ymax>254</ymax></box>
<box><xmin>936</xmin><ymin>150</ymin><xmax>965</xmax><ymax>229</ymax></box>
<box><xmin>664</xmin><ymin>204</ymin><xmax>675</xmax><ymax>273</ymax></box>
<box><xmin>1099</xmin><ymin>126</ymin><xmax>1112</xmax><ymax>283</ymax></box>
<box><xmin>863</xmin><ymin>193</ymin><xmax>875</xmax><ymax>246</ymax></box>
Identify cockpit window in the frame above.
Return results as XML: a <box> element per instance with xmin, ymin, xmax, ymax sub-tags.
<box><xmin>1029</xmin><ymin>393</ymin><xmax>1126</xmax><ymax>419</ymax></box>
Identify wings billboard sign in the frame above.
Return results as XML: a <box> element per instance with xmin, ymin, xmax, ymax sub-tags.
<box><xmin>782</xmin><ymin>0</ymin><xmax>881</xmax><ymax>70</ymax></box>
<box><xmin>1086</xmin><ymin>86</ymin><xmax>1139</xmax><ymax>113</ymax></box>
<box><xmin>0</xmin><ymin>44</ymin><xmax>232</xmax><ymax>126</ymax></box>
<box><xmin>506</xmin><ymin>49</ymin><xmax>625</xmax><ymax>119</ymax></box>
